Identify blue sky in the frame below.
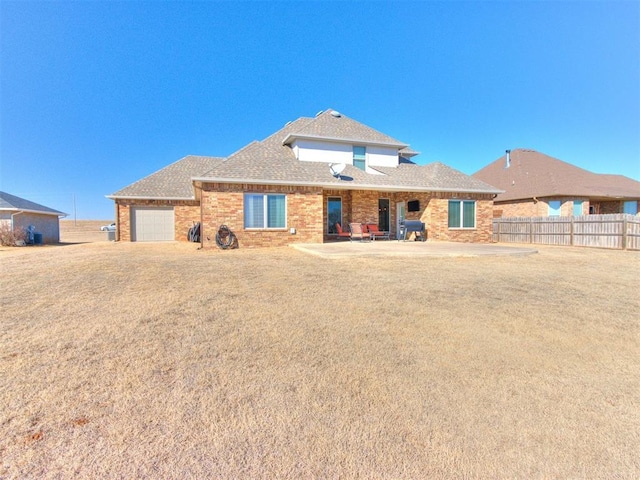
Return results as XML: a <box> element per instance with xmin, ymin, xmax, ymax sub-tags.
<box><xmin>1</xmin><ymin>1</ymin><xmax>638</xmax><ymax>219</ymax></box>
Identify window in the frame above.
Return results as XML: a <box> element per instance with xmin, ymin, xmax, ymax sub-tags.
<box><xmin>327</xmin><ymin>197</ymin><xmax>342</xmax><ymax>234</ymax></box>
<box><xmin>623</xmin><ymin>200</ymin><xmax>638</xmax><ymax>214</ymax></box>
<box><xmin>448</xmin><ymin>200</ymin><xmax>476</xmax><ymax>228</ymax></box>
<box><xmin>353</xmin><ymin>146</ymin><xmax>366</xmax><ymax>171</ymax></box>
<box><xmin>548</xmin><ymin>200</ymin><xmax>561</xmax><ymax>216</ymax></box>
<box><xmin>244</xmin><ymin>193</ymin><xmax>286</xmax><ymax>229</ymax></box>
<box><xmin>573</xmin><ymin>200</ymin><xmax>583</xmax><ymax>216</ymax></box>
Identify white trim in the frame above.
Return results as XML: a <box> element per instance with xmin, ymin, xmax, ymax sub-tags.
<box><xmin>282</xmin><ymin>133</ymin><xmax>408</xmax><ymax>149</ymax></box>
<box><xmin>0</xmin><ymin>208</ymin><xmax>67</xmax><ymax>217</ymax></box>
<box><xmin>243</xmin><ymin>193</ymin><xmax>287</xmax><ymax>230</ymax></box>
<box><xmin>448</xmin><ymin>199</ymin><xmax>477</xmax><ymax>229</ymax></box>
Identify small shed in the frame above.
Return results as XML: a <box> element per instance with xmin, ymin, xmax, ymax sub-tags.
<box><xmin>0</xmin><ymin>191</ymin><xmax>67</xmax><ymax>244</ymax></box>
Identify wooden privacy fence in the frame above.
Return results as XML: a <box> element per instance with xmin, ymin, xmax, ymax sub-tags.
<box><xmin>493</xmin><ymin>214</ymin><xmax>640</xmax><ymax>250</ymax></box>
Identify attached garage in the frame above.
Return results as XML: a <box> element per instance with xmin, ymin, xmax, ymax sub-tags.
<box><xmin>131</xmin><ymin>207</ymin><xmax>174</xmax><ymax>241</ymax></box>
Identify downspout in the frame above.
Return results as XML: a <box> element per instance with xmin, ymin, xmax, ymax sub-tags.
<box><xmin>11</xmin><ymin>211</ymin><xmax>24</xmax><ymax>230</ymax></box>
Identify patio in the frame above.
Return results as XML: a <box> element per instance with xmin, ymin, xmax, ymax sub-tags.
<box><xmin>291</xmin><ymin>240</ymin><xmax>537</xmax><ymax>258</ymax></box>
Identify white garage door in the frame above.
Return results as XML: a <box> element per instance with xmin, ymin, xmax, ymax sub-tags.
<box><xmin>132</xmin><ymin>207</ymin><xmax>174</xmax><ymax>241</ymax></box>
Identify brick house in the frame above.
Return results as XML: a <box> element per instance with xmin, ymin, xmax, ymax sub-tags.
<box><xmin>108</xmin><ymin>110</ymin><xmax>501</xmax><ymax>248</ymax></box>
<box><xmin>473</xmin><ymin>149</ymin><xmax>640</xmax><ymax>218</ymax></box>
<box><xmin>0</xmin><ymin>191</ymin><xmax>66</xmax><ymax>243</ymax></box>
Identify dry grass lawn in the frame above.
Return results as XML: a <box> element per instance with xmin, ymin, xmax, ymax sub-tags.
<box><xmin>1</xmin><ymin>235</ymin><xmax>639</xmax><ymax>478</ymax></box>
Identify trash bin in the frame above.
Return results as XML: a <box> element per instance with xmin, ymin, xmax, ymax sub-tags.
<box><xmin>33</xmin><ymin>233</ymin><xmax>43</xmax><ymax>244</ymax></box>
<box><xmin>107</xmin><ymin>231</ymin><xmax>116</xmax><ymax>241</ymax></box>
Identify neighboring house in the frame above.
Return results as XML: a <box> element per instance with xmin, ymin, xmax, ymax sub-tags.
<box><xmin>0</xmin><ymin>191</ymin><xmax>67</xmax><ymax>243</ymax></box>
<box><xmin>108</xmin><ymin>109</ymin><xmax>502</xmax><ymax>248</ymax></box>
<box><xmin>473</xmin><ymin>149</ymin><xmax>640</xmax><ymax>218</ymax></box>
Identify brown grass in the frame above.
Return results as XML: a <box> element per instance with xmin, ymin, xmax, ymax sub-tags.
<box><xmin>1</xmin><ymin>241</ymin><xmax>639</xmax><ymax>478</ymax></box>
<box><xmin>58</xmin><ymin>220</ymin><xmax>114</xmax><ymax>244</ymax></box>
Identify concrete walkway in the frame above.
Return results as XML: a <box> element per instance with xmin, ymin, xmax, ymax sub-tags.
<box><xmin>291</xmin><ymin>240</ymin><xmax>537</xmax><ymax>258</ymax></box>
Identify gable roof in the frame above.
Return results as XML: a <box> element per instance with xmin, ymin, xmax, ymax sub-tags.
<box><xmin>473</xmin><ymin>149</ymin><xmax>640</xmax><ymax>202</ymax></box>
<box><xmin>0</xmin><ymin>191</ymin><xmax>66</xmax><ymax>216</ymax></box>
<box><xmin>282</xmin><ymin>110</ymin><xmax>409</xmax><ymax>149</ymax></box>
<box><xmin>109</xmin><ymin>155</ymin><xmax>224</xmax><ymax>199</ymax></box>
<box><xmin>194</xmin><ymin>110</ymin><xmax>500</xmax><ymax>195</ymax></box>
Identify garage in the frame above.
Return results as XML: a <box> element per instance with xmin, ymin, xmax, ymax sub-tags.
<box><xmin>131</xmin><ymin>207</ymin><xmax>174</xmax><ymax>241</ymax></box>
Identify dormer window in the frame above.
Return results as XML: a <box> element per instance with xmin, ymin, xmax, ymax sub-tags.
<box><xmin>353</xmin><ymin>146</ymin><xmax>366</xmax><ymax>171</ymax></box>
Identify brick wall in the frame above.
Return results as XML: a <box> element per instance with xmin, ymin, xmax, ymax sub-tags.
<box><xmin>495</xmin><ymin>197</ymin><xmax>640</xmax><ymax>217</ymax></box>
<box><xmin>322</xmin><ymin>190</ymin><xmax>494</xmax><ymax>243</ymax></box>
<box><xmin>116</xmin><ymin>187</ymin><xmax>496</xmax><ymax>246</ymax></box>
<box><xmin>496</xmin><ymin>197</ymin><xmax>592</xmax><ymax>217</ymax></box>
<box><xmin>115</xmin><ymin>199</ymin><xmax>199</xmax><ymax>242</ymax></box>
<box><xmin>11</xmin><ymin>212</ymin><xmax>60</xmax><ymax>243</ymax></box>
<box><xmin>323</xmin><ymin>190</ymin><xmax>352</xmax><ymax>240</ymax></box>
<box><xmin>425</xmin><ymin>193</ymin><xmax>494</xmax><ymax>243</ymax></box>
<box><xmin>200</xmin><ymin>183</ymin><xmax>324</xmax><ymax>249</ymax></box>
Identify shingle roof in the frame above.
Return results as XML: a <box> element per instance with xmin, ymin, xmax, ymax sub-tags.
<box><xmin>196</xmin><ymin>110</ymin><xmax>499</xmax><ymax>194</ymax></box>
<box><xmin>282</xmin><ymin>110</ymin><xmax>408</xmax><ymax>148</ymax></box>
<box><xmin>109</xmin><ymin>155</ymin><xmax>224</xmax><ymax>199</ymax></box>
<box><xmin>0</xmin><ymin>191</ymin><xmax>66</xmax><ymax>216</ymax></box>
<box><xmin>473</xmin><ymin>149</ymin><xmax>640</xmax><ymax>202</ymax></box>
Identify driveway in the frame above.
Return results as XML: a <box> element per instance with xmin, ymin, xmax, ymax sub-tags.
<box><xmin>291</xmin><ymin>240</ymin><xmax>537</xmax><ymax>258</ymax></box>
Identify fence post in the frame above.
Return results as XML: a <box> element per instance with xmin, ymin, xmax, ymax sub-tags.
<box><xmin>529</xmin><ymin>218</ymin><xmax>533</xmax><ymax>244</ymax></box>
<box><xmin>570</xmin><ymin>217</ymin><xmax>574</xmax><ymax>246</ymax></box>
<box><xmin>622</xmin><ymin>215</ymin><xmax>628</xmax><ymax>250</ymax></box>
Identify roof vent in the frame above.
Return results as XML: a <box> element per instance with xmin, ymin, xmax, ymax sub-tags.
<box><xmin>505</xmin><ymin>149</ymin><xmax>511</xmax><ymax>169</ymax></box>
<box><xmin>315</xmin><ymin>110</ymin><xmax>324</xmax><ymax>117</ymax></box>
<box><xmin>330</xmin><ymin>110</ymin><xmax>341</xmax><ymax>118</ymax></box>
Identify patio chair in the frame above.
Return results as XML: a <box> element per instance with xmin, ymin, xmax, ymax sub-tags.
<box><xmin>366</xmin><ymin>224</ymin><xmax>390</xmax><ymax>241</ymax></box>
<box><xmin>349</xmin><ymin>223</ymin><xmax>371</xmax><ymax>242</ymax></box>
<box><xmin>335</xmin><ymin>222</ymin><xmax>351</xmax><ymax>239</ymax></box>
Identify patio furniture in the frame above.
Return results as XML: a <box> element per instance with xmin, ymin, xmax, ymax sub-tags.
<box><xmin>398</xmin><ymin>220</ymin><xmax>427</xmax><ymax>241</ymax></box>
<box><xmin>365</xmin><ymin>224</ymin><xmax>390</xmax><ymax>241</ymax></box>
<box><xmin>349</xmin><ymin>223</ymin><xmax>371</xmax><ymax>241</ymax></box>
<box><xmin>335</xmin><ymin>222</ymin><xmax>351</xmax><ymax>239</ymax></box>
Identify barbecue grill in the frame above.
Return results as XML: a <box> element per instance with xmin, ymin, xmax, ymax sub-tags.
<box><xmin>398</xmin><ymin>220</ymin><xmax>426</xmax><ymax>241</ymax></box>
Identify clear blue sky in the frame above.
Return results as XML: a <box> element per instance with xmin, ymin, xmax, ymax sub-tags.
<box><xmin>1</xmin><ymin>1</ymin><xmax>638</xmax><ymax>219</ymax></box>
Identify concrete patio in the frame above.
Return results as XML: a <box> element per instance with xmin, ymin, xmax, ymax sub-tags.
<box><xmin>291</xmin><ymin>240</ymin><xmax>537</xmax><ymax>258</ymax></box>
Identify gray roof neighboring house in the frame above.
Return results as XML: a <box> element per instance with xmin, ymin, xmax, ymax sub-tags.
<box><xmin>0</xmin><ymin>191</ymin><xmax>66</xmax><ymax>216</ymax></box>
<box><xmin>109</xmin><ymin>155</ymin><xmax>224</xmax><ymax>199</ymax></box>
<box><xmin>473</xmin><ymin>149</ymin><xmax>640</xmax><ymax>202</ymax></box>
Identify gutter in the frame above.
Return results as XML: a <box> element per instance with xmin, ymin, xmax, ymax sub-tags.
<box><xmin>1</xmin><ymin>208</ymin><xmax>67</xmax><ymax>217</ymax></box>
<box><xmin>191</xmin><ymin>176</ymin><xmax>504</xmax><ymax>196</ymax></box>
<box><xmin>10</xmin><ymin>210</ymin><xmax>23</xmax><ymax>228</ymax></box>
<box><xmin>105</xmin><ymin>195</ymin><xmax>195</xmax><ymax>201</ymax></box>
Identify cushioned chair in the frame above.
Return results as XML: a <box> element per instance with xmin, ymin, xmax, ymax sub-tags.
<box><xmin>366</xmin><ymin>224</ymin><xmax>390</xmax><ymax>240</ymax></box>
<box><xmin>349</xmin><ymin>223</ymin><xmax>371</xmax><ymax>242</ymax></box>
<box><xmin>335</xmin><ymin>222</ymin><xmax>351</xmax><ymax>239</ymax></box>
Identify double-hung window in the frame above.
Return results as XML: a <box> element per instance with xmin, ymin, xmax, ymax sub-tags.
<box><xmin>353</xmin><ymin>146</ymin><xmax>366</xmax><ymax>171</ymax></box>
<box><xmin>244</xmin><ymin>193</ymin><xmax>286</xmax><ymax>229</ymax></box>
<box><xmin>448</xmin><ymin>200</ymin><xmax>476</xmax><ymax>229</ymax></box>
